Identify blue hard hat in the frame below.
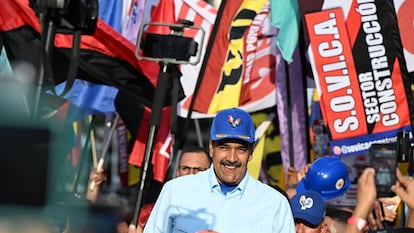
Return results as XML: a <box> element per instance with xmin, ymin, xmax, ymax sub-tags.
<box><xmin>210</xmin><ymin>108</ymin><xmax>255</xmax><ymax>143</ymax></box>
<box><xmin>296</xmin><ymin>156</ymin><xmax>351</xmax><ymax>200</ymax></box>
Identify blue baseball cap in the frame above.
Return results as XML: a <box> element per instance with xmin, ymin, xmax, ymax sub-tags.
<box><xmin>290</xmin><ymin>190</ymin><xmax>326</xmax><ymax>226</ymax></box>
<box><xmin>296</xmin><ymin>156</ymin><xmax>351</xmax><ymax>200</ymax></box>
<box><xmin>210</xmin><ymin>108</ymin><xmax>255</xmax><ymax>143</ymax></box>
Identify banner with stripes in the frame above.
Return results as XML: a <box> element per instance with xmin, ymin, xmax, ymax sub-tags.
<box><xmin>300</xmin><ymin>0</ymin><xmax>414</xmax><ymax>157</ymax></box>
<box><xmin>136</xmin><ymin>0</ymin><xmax>278</xmax><ymax>118</ymax></box>
<box><xmin>176</xmin><ymin>0</ymin><xmax>278</xmax><ymax>118</ymax></box>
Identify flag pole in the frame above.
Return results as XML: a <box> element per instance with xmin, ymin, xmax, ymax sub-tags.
<box><xmin>89</xmin><ymin>114</ymin><xmax>120</xmax><ymax>190</ymax></box>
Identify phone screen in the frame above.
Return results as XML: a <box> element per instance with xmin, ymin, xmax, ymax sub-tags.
<box><xmin>369</xmin><ymin>144</ymin><xmax>397</xmax><ymax>197</ymax></box>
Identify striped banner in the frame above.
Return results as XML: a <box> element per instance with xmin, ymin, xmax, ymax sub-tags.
<box><xmin>176</xmin><ymin>0</ymin><xmax>278</xmax><ymax>118</ymax></box>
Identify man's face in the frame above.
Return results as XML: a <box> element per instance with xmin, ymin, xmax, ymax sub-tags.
<box><xmin>209</xmin><ymin>139</ymin><xmax>252</xmax><ymax>186</ymax></box>
<box><xmin>176</xmin><ymin>151</ymin><xmax>211</xmax><ymax>177</ymax></box>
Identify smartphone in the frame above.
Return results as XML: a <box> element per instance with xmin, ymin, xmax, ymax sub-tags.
<box><xmin>369</xmin><ymin>144</ymin><xmax>397</xmax><ymax>197</ymax></box>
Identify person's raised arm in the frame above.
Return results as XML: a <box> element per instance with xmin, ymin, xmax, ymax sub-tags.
<box><xmin>392</xmin><ymin>168</ymin><xmax>414</xmax><ymax>228</ymax></box>
<box><xmin>85</xmin><ymin>166</ymin><xmax>106</xmax><ymax>203</ymax></box>
<box><xmin>345</xmin><ymin>167</ymin><xmax>376</xmax><ymax>233</ymax></box>
<box><xmin>286</xmin><ymin>164</ymin><xmax>311</xmax><ymax>199</ymax></box>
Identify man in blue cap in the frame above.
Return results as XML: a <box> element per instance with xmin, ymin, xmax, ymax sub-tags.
<box><xmin>290</xmin><ymin>190</ymin><xmax>328</xmax><ymax>233</ymax></box>
<box><xmin>143</xmin><ymin>108</ymin><xmax>295</xmax><ymax>233</ymax></box>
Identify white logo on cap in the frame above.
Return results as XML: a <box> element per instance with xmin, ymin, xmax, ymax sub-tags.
<box><xmin>299</xmin><ymin>195</ymin><xmax>314</xmax><ymax>210</ymax></box>
<box><xmin>228</xmin><ymin>115</ymin><xmax>242</xmax><ymax>128</ymax></box>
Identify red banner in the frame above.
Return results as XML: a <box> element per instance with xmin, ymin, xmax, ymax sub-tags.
<box><xmin>303</xmin><ymin>2</ymin><xmax>414</xmax><ymax>156</ymax></box>
<box><xmin>305</xmin><ymin>8</ymin><xmax>366</xmax><ymax>140</ymax></box>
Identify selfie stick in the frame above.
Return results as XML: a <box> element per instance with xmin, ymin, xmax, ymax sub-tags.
<box><xmin>131</xmin><ymin>21</ymin><xmax>204</xmax><ymax>225</ymax></box>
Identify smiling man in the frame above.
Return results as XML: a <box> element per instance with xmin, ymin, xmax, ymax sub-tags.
<box><xmin>143</xmin><ymin>108</ymin><xmax>295</xmax><ymax>233</ymax></box>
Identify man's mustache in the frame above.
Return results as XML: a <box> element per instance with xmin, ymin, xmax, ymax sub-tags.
<box><xmin>220</xmin><ymin>160</ymin><xmax>242</xmax><ymax>168</ymax></box>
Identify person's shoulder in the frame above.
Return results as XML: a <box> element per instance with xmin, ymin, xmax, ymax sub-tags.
<box><xmin>166</xmin><ymin>170</ymin><xmax>208</xmax><ymax>187</ymax></box>
<box><xmin>160</xmin><ymin>171</ymin><xmax>210</xmax><ymax>197</ymax></box>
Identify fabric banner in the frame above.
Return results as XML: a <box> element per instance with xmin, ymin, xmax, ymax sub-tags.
<box><xmin>248</xmin><ymin>112</ymin><xmax>275</xmax><ymax>179</ymax></box>
<box><xmin>248</xmin><ymin>134</ymin><xmax>265</xmax><ymax>179</ymax></box>
<box><xmin>117</xmin><ymin>118</ymin><xmax>130</xmax><ymax>187</ymax></box>
<box><xmin>54</xmin><ymin>0</ymin><xmax>125</xmax><ymax>119</ymax></box>
<box><xmin>116</xmin><ymin>118</ymin><xmax>141</xmax><ymax>186</ymax></box>
<box><xmin>302</xmin><ymin>1</ymin><xmax>414</xmax><ymax>157</ymax></box>
<box><xmin>173</xmin><ymin>0</ymin><xmax>215</xmax><ymax>118</ymax></box>
<box><xmin>177</xmin><ymin>0</ymin><xmax>278</xmax><ymax>118</ymax></box>
<box><xmin>276</xmin><ymin>46</ymin><xmax>308</xmax><ymax>171</ymax></box>
<box><xmin>54</xmin><ymin>80</ymin><xmax>118</xmax><ymax>121</ymax></box>
<box><xmin>270</xmin><ymin>0</ymin><xmax>300</xmax><ymax>63</ymax></box>
<box><xmin>194</xmin><ymin>0</ymin><xmax>270</xmax><ymax>114</ymax></box>
<box><xmin>1</xmin><ymin>0</ymin><xmax>157</xmax><ymax>101</ymax></box>
<box><xmin>122</xmin><ymin>0</ymin><xmax>146</xmax><ymax>44</ymax></box>
<box><xmin>138</xmin><ymin>0</ymin><xmax>279</xmax><ymax>119</ymax></box>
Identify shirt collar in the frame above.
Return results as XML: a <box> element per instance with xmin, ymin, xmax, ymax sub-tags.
<box><xmin>207</xmin><ymin>166</ymin><xmax>250</xmax><ymax>197</ymax></box>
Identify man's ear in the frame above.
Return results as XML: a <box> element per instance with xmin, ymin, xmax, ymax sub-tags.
<box><xmin>248</xmin><ymin>154</ymin><xmax>253</xmax><ymax>161</ymax></box>
<box><xmin>209</xmin><ymin>140</ymin><xmax>214</xmax><ymax>158</ymax></box>
<box><xmin>320</xmin><ymin>222</ymin><xmax>329</xmax><ymax>233</ymax></box>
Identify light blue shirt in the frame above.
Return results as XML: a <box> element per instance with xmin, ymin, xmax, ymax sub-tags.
<box><xmin>143</xmin><ymin>167</ymin><xmax>295</xmax><ymax>233</ymax></box>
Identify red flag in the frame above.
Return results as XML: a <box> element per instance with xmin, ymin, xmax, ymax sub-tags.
<box><xmin>147</xmin><ymin>0</ymin><xmax>176</xmax><ymax>33</ymax></box>
<box><xmin>129</xmin><ymin>107</ymin><xmax>172</xmax><ymax>182</ymax></box>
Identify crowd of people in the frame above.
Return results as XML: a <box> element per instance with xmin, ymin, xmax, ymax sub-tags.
<box><xmin>126</xmin><ymin>108</ymin><xmax>414</xmax><ymax>233</ymax></box>
<box><xmin>2</xmin><ymin>107</ymin><xmax>413</xmax><ymax>233</ymax></box>
<box><xmin>285</xmin><ymin>150</ymin><xmax>414</xmax><ymax>233</ymax></box>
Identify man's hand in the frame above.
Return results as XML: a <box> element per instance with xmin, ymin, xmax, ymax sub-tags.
<box><xmin>392</xmin><ymin>168</ymin><xmax>414</xmax><ymax>209</ymax></box>
<box><xmin>354</xmin><ymin>167</ymin><xmax>376</xmax><ymax>219</ymax></box>
<box><xmin>128</xmin><ymin>224</ymin><xmax>143</xmax><ymax>233</ymax></box>
<box><xmin>297</xmin><ymin>163</ymin><xmax>311</xmax><ymax>182</ymax></box>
